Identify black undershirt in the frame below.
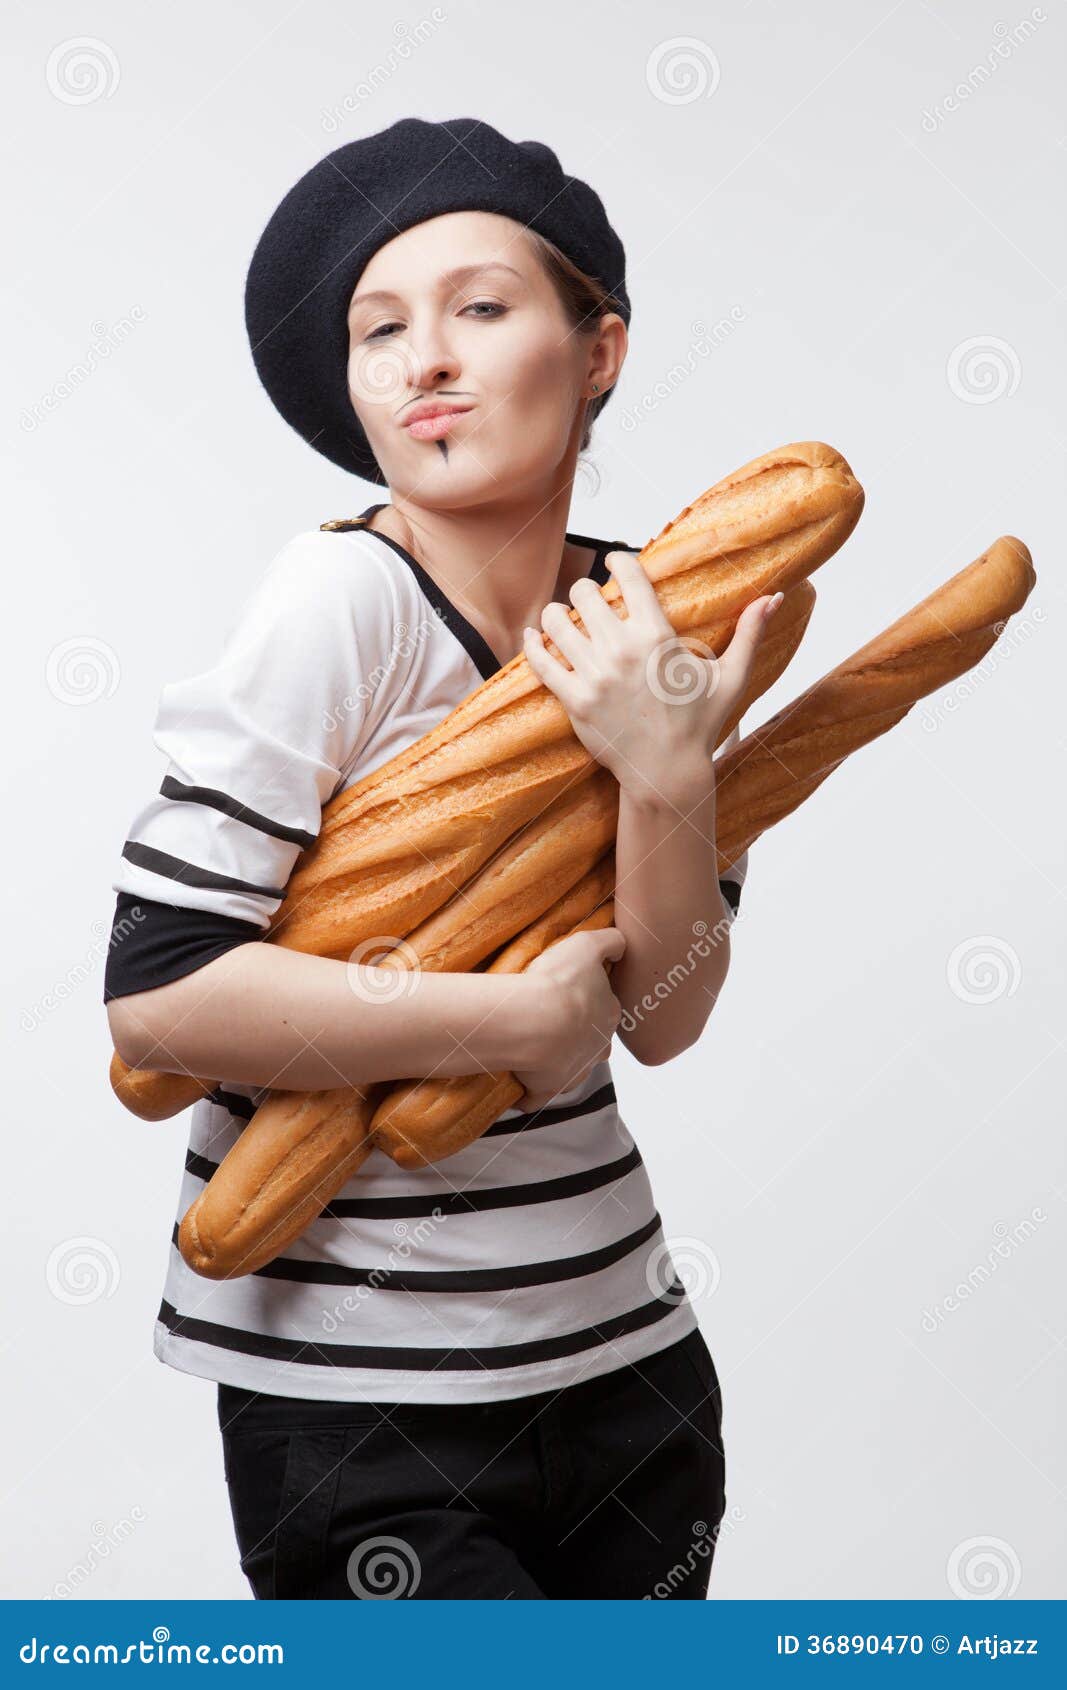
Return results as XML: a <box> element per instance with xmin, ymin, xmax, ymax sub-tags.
<box><xmin>104</xmin><ymin>893</ymin><xmax>261</xmax><ymax>1003</ymax></box>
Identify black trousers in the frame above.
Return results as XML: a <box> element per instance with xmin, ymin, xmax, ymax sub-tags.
<box><xmin>217</xmin><ymin>1326</ymin><xmax>726</xmax><ymax>1599</ymax></box>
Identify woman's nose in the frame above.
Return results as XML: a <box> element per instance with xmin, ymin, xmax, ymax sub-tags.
<box><xmin>404</xmin><ymin>317</ymin><xmax>462</xmax><ymax>389</ymax></box>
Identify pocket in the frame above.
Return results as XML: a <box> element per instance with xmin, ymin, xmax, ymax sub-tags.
<box><xmin>219</xmin><ymin>1425</ymin><xmax>291</xmax><ymax>1597</ymax></box>
<box><xmin>272</xmin><ymin>1427</ymin><xmax>347</xmax><ymax>1600</ymax></box>
<box><xmin>218</xmin><ymin>1381</ymin><xmax>415</xmax><ymax>1438</ymax></box>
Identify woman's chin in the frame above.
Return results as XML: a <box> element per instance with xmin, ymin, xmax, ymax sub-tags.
<box><xmin>383</xmin><ymin>449</ymin><xmax>511</xmax><ymax>506</ymax></box>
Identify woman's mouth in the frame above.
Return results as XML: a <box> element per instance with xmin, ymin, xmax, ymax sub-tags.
<box><xmin>403</xmin><ymin>406</ymin><xmax>472</xmax><ymax>441</ymax></box>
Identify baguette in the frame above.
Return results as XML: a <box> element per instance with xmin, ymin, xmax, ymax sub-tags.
<box><xmin>178</xmin><ymin>861</ymin><xmax>618</xmax><ymax>1277</ymax></box>
<box><xmin>363</xmin><ymin>536</ymin><xmax>1037</xmax><ymax>1169</ymax></box>
<box><xmin>115</xmin><ymin>581</ymin><xmax>813</xmax><ymax>1124</ymax></box>
<box><xmin>269</xmin><ymin>443</ymin><xmax>860</xmax><ymax>962</ymax></box>
<box><xmin>114</xmin><ymin>440</ymin><xmax>848</xmax><ymax>1121</ymax></box>
<box><xmin>712</xmin><ymin>535</ymin><xmax>1035</xmax><ymax>870</ymax></box>
<box><xmin>371</xmin><ymin>857</ymin><xmax>618</xmax><ymax>1168</ymax></box>
<box><xmin>172</xmin><ymin>584</ymin><xmax>813</xmax><ymax>1271</ymax></box>
<box><xmin>170</xmin><ymin>437</ymin><xmax>862</xmax><ymax>1279</ymax></box>
<box><xmin>360</xmin><ymin>579</ymin><xmax>813</xmax><ymax>977</ymax></box>
<box><xmin>109</xmin><ymin>1053</ymin><xmax>211</xmax><ymax>1121</ymax></box>
<box><xmin>387</xmin><ymin>768</ymin><xmax>618</xmax><ymax>974</ymax></box>
<box><xmin>177</xmin><ymin>1082</ymin><xmax>383</xmax><ymax>1280</ymax></box>
<box><xmin>177</xmin><ymin>536</ymin><xmax>1035</xmax><ymax>1277</ymax></box>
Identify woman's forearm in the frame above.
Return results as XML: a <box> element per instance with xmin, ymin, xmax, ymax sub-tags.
<box><xmin>106</xmin><ymin>939</ymin><xmax>543</xmax><ymax>1093</ymax></box>
<box><xmin>610</xmin><ymin>764</ymin><xmax>733</xmax><ymax>1066</ymax></box>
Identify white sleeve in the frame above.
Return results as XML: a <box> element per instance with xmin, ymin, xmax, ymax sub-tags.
<box><xmin>110</xmin><ymin>530</ymin><xmax>406</xmax><ymax>927</ymax></box>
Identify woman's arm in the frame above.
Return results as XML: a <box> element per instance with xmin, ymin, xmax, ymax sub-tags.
<box><xmin>523</xmin><ymin>554</ymin><xmax>776</xmax><ymax>1068</ymax></box>
<box><xmin>106</xmin><ymin>941</ymin><xmax>548</xmax><ymax>1092</ymax></box>
<box><xmin>103</xmin><ymin>530</ymin><xmax>560</xmax><ymax>1094</ymax></box>
<box><xmin>609</xmin><ymin>762</ymin><xmax>732</xmax><ymax>1067</ymax></box>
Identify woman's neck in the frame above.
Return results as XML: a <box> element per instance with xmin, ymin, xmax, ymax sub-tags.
<box><xmin>366</xmin><ymin>486</ymin><xmax>593</xmax><ymax>670</ymax></box>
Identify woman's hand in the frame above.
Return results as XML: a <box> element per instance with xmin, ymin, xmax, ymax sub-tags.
<box><xmin>511</xmin><ymin>925</ymin><xmax>626</xmax><ymax>1111</ymax></box>
<box><xmin>523</xmin><ymin>553</ymin><xmax>782</xmax><ymax>808</ymax></box>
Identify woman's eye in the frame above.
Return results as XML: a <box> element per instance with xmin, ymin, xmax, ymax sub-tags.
<box><xmin>363</xmin><ymin>302</ymin><xmax>505</xmax><ymax>341</ymax></box>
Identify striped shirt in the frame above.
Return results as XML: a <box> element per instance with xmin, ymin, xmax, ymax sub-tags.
<box><xmin>104</xmin><ymin>511</ymin><xmax>747</xmax><ymax>1404</ymax></box>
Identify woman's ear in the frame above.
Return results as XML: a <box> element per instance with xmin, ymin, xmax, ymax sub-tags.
<box><xmin>589</xmin><ymin>313</ymin><xmax>628</xmax><ymax>394</ymax></box>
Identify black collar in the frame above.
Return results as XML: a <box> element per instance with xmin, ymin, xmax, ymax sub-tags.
<box><xmin>354</xmin><ymin>504</ymin><xmax>636</xmax><ymax>681</ymax></box>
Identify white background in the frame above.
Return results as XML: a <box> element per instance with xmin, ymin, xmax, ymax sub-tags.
<box><xmin>5</xmin><ymin>0</ymin><xmax>1063</xmax><ymax>1599</ymax></box>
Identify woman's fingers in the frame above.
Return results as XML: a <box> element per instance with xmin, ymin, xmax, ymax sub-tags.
<box><xmin>538</xmin><ymin>599</ymin><xmax>595</xmax><ymax>670</ymax></box>
<box><xmin>714</xmin><ymin>594</ymin><xmax>782</xmax><ymax>704</ymax></box>
<box><xmin>523</xmin><ymin>621</ymin><xmax>583</xmax><ymax>705</ymax></box>
<box><xmin>587</xmin><ymin>925</ymin><xmax>627</xmax><ymax>966</ymax></box>
<box><xmin>568</xmin><ymin>575</ymin><xmax>624</xmax><ymax>641</ymax></box>
<box><xmin>604</xmin><ymin>552</ymin><xmax>674</xmax><ymax>634</ymax></box>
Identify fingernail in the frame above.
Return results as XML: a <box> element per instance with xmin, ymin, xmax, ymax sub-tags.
<box><xmin>765</xmin><ymin>592</ymin><xmax>784</xmax><ymax>618</ymax></box>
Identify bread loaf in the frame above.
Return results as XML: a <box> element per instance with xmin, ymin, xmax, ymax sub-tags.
<box><xmin>176</xmin><ymin>533</ymin><xmax>1035</xmax><ymax>1277</ymax></box>
<box><xmin>267</xmin><ymin>442</ymin><xmax>862</xmax><ymax>962</ymax></box>
<box><xmin>371</xmin><ymin>856</ymin><xmax>618</xmax><ymax>1168</ymax></box>
<box><xmin>177</xmin><ymin>1084</ymin><xmax>383</xmax><ymax>1279</ymax></box>
<box><xmin>114</xmin><ymin>440</ymin><xmax>849</xmax><ymax>1121</ymax></box>
<box><xmin>177</xmin><ymin>863</ymin><xmax>618</xmax><ymax>1278</ymax></box>
<box><xmin>712</xmin><ymin>535</ymin><xmax>1035</xmax><ymax>870</ymax></box>
<box><xmin>168</xmin><ymin>439</ymin><xmax>865</xmax><ymax>1276</ymax></box>
<box><xmin>109</xmin><ymin>1053</ymin><xmax>211</xmax><ymax>1121</ymax></box>
<box><xmin>361</xmin><ymin>536</ymin><xmax>1037</xmax><ymax>1169</ymax></box>
<box><xmin>172</xmin><ymin>578</ymin><xmax>815</xmax><ymax>1268</ymax></box>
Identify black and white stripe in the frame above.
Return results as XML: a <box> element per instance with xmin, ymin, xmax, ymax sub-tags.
<box><xmin>158</xmin><ymin>1282</ymin><xmax>685</xmax><ymax>1373</ymax></box>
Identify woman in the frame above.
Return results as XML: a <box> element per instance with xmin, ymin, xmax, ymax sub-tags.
<box><xmin>104</xmin><ymin>117</ymin><xmax>779</xmax><ymax>1600</ymax></box>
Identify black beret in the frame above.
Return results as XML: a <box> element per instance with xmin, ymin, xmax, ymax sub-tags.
<box><xmin>244</xmin><ymin>116</ymin><xmax>630</xmax><ymax>483</ymax></box>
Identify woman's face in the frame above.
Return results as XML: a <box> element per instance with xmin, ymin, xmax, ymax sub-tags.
<box><xmin>345</xmin><ymin>211</ymin><xmax>625</xmax><ymax>507</ymax></box>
